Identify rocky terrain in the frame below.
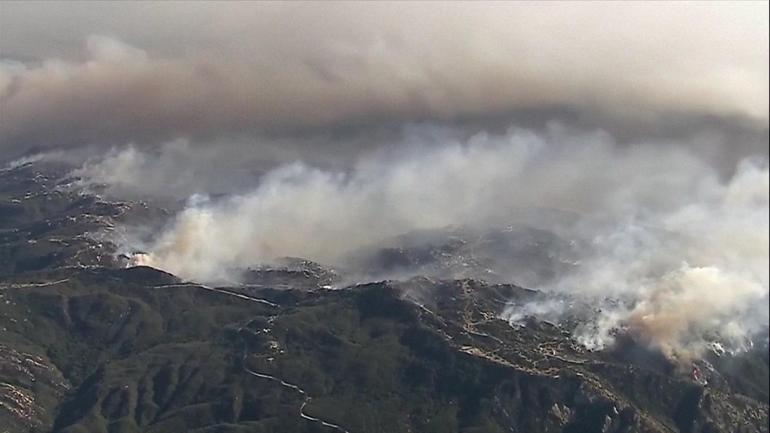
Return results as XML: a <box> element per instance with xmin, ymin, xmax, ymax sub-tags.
<box><xmin>0</xmin><ymin>161</ymin><xmax>767</xmax><ymax>433</ymax></box>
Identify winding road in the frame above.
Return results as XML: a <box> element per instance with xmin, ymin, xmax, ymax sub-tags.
<box><xmin>241</xmin><ymin>362</ymin><xmax>351</xmax><ymax>433</ymax></box>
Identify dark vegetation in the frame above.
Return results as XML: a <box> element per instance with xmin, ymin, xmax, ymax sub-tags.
<box><xmin>0</xmin><ymin>162</ymin><xmax>767</xmax><ymax>433</ymax></box>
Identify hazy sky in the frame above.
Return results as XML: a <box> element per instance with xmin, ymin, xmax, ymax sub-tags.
<box><xmin>1</xmin><ymin>1</ymin><xmax>767</xmax><ymax>158</ymax></box>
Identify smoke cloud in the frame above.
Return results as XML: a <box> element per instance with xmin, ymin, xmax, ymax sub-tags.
<box><xmin>552</xmin><ymin>158</ymin><xmax>769</xmax><ymax>357</ymax></box>
<box><xmin>2</xmin><ymin>2</ymin><xmax>768</xmax><ymax>157</ymax></box>
<box><xmin>103</xmin><ymin>124</ymin><xmax>770</xmax><ymax>357</ymax></box>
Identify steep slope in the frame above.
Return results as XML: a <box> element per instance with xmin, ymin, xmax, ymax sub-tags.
<box><xmin>1</xmin><ymin>267</ymin><xmax>767</xmax><ymax>433</ymax></box>
<box><xmin>0</xmin><ymin>162</ymin><xmax>767</xmax><ymax>433</ymax></box>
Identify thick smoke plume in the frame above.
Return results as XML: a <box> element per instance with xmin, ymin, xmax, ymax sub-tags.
<box><xmin>2</xmin><ymin>2</ymin><xmax>768</xmax><ymax>156</ymax></box>
<box><xmin>4</xmin><ymin>1</ymin><xmax>768</xmax><ymax>361</ymax></box>
<box><xmin>110</xmin><ymin>124</ymin><xmax>769</xmax><ymax>357</ymax></box>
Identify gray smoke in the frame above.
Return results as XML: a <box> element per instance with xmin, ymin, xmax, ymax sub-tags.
<box><xmin>2</xmin><ymin>2</ymin><xmax>767</xmax><ymax>156</ymax></box>
<box><xmin>104</xmin><ymin>124</ymin><xmax>770</xmax><ymax>358</ymax></box>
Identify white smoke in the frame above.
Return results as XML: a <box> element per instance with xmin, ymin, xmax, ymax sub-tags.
<box><xmin>71</xmin><ymin>140</ymin><xmax>266</xmax><ymax>199</ymax></box>
<box><xmin>95</xmin><ymin>124</ymin><xmax>768</xmax><ymax>357</ymax></box>
<box><xmin>553</xmin><ymin>159</ymin><xmax>768</xmax><ymax>356</ymax></box>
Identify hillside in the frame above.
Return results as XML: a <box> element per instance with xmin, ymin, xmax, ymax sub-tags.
<box><xmin>0</xmin><ymin>162</ymin><xmax>767</xmax><ymax>433</ymax></box>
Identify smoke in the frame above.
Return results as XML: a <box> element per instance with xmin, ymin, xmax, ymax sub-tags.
<box><xmin>102</xmin><ymin>123</ymin><xmax>770</xmax><ymax>357</ymax></box>
<box><xmin>2</xmin><ymin>2</ymin><xmax>768</xmax><ymax>156</ymax></box>
<box><xmin>70</xmin><ymin>139</ymin><xmax>271</xmax><ymax>200</ymax></box>
<box><xmin>555</xmin><ymin>159</ymin><xmax>769</xmax><ymax>357</ymax></box>
<box><xmin>4</xmin><ymin>1</ymin><xmax>768</xmax><ymax>359</ymax></box>
<box><xmin>69</xmin><ymin>131</ymin><xmax>415</xmax><ymax>200</ymax></box>
<box><xmin>116</xmin><ymin>124</ymin><xmax>700</xmax><ymax>274</ymax></box>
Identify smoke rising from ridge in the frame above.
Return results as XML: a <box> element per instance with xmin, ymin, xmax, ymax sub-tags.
<box><xmin>106</xmin><ymin>124</ymin><xmax>770</xmax><ymax>357</ymax></box>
